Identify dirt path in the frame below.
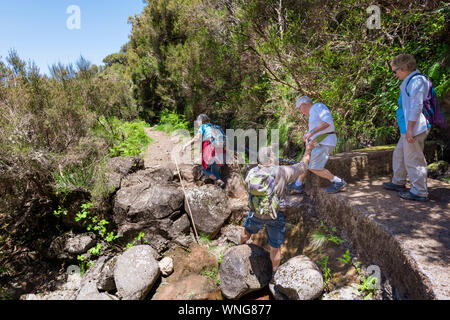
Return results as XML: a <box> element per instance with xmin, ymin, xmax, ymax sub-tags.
<box><xmin>143</xmin><ymin>128</ymin><xmax>180</xmax><ymax>169</ymax></box>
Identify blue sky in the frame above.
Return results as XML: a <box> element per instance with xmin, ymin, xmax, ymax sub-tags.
<box><xmin>0</xmin><ymin>0</ymin><xmax>146</xmax><ymax>75</ymax></box>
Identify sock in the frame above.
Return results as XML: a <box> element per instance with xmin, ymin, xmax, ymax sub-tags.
<box><xmin>332</xmin><ymin>176</ymin><xmax>342</xmax><ymax>183</ymax></box>
<box><xmin>295</xmin><ymin>180</ymin><xmax>303</xmax><ymax>187</ymax></box>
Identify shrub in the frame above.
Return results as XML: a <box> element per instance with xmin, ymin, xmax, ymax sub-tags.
<box><xmin>155</xmin><ymin>109</ymin><xmax>190</xmax><ymax>134</ymax></box>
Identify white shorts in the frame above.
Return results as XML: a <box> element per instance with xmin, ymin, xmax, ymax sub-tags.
<box><xmin>308</xmin><ymin>144</ymin><xmax>335</xmax><ymax>170</ymax></box>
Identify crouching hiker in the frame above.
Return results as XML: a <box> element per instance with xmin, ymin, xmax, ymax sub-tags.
<box><xmin>240</xmin><ymin>139</ymin><xmax>317</xmax><ymax>279</ymax></box>
<box><xmin>182</xmin><ymin>114</ymin><xmax>226</xmax><ymax>188</ymax></box>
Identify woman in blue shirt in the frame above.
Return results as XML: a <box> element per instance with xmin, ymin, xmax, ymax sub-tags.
<box><xmin>182</xmin><ymin>114</ymin><xmax>226</xmax><ymax>188</ymax></box>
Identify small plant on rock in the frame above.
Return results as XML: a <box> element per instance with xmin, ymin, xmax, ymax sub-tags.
<box><xmin>317</xmin><ymin>255</ymin><xmax>332</xmax><ymax>291</ymax></box>
<box><xmin>337</xmin><ymin>250</ymin><xmax>352</xmax><ymax>265</ymax></box>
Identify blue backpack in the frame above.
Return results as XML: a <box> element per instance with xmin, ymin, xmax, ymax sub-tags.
<box><xmin>406</xmin><ymin>73</ymin><xmax>447</xmax><ymax>129</ymax></box>
<box><xmin>202</xmin><ymin>123</ymin><xmax>226</xmax><ymax>148</ymax></box>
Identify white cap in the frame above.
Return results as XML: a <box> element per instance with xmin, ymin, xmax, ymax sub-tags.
<box><xmin>296</xmin><ymin>96</ymin><xmax>312</xmax><ymax>108</ymax></box>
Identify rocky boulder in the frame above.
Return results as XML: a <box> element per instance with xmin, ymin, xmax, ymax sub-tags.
<box><xmin>114</xmin><ymin>245</ymin><xmax>161</xmax><ymax>300</ymax></box>
<box><xmin>114</xmin><ymin>181</ymin><xmax>184</xmax><ymax>225</ymax></box>
<box><xmin>272</xmin><ymin>255</ymin><xmax>324</xmax><ymax>300</ymax></box>
<box><xmin>219</xmin><ymin>244</ymin><xmax>272</xmax><ymax>299</ymax></box>
<box><xmin>47</xmin><ymin>232</ymin><xmax>96</xmax><ymax>261</ymax></box>
<box><xmin>106</xmin><ymin>156</ymin><xmax>145</xmax><ymax>190</ymax></box>
<box><xmin>185</xmin><ymin>185</ymin><xmax>231</xmax><ymax>238</ymax></box>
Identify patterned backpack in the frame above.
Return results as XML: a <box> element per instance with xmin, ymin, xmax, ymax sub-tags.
<box><xmin>246</xmin><ymin>166</ymin><xmax>279</xmax><ymax>220</ymax></box>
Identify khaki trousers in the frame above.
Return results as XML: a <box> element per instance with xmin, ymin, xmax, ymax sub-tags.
<box><xmin>392</xmin><ymin>130</ymin><xmax>429</xmax><ymax>197</ymax></box>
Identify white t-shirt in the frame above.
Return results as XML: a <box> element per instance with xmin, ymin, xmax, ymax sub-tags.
<box><xmin>309</xmin><ymin>103</ymin><xmax>337</xmax><ymax>147</ymax></box>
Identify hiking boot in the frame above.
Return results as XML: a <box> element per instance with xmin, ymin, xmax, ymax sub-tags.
<box><xmin>399</xmin><ymin>191</ymin><xmax>427</xmax><ymax>202</ymax></box>
<box><xmin>325</xmin><ymin>180</ymin><xmax>347</xmax><ymax>194</ymax></box>
<box><xmin>382</xmin><ymin>182</ymin><xmax>407</xmax><ymax>192</ymax></box>
<box><xmin>286</xmin><ymin>182</ymin><xmax>304</xmax><ymax>194</ymax></box>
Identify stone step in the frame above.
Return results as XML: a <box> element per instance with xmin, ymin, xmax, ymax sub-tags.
<box><xmin>306</xmin><ymin>144</ymin><xmax>437</xmax><ymax>188</ymax></box>
<box><xmin>306</xmin><ymin>176</ymin><xmax>450</xmax><ymax>299</ymax></box>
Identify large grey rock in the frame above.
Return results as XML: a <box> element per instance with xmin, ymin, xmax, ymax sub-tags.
<box><xmin>219</xmin><ymin>244</ymin><xmax>272</xmax><ymax>299</ymax></box>
<box><xmin>114</xmin><ymin>245</ymin><xmax>160</xmax><ymax>300</ymax></box>
<box><xmin>113</xmin><ymin>181</ymin><xmax>184</xmax><ymax>224</ymax></box>
<box><xmin>106</xmin><ymin>156</ymin><xmax>145</xmax><ymax>190</ymax></box>
<box><xmin>97</xmin><ymin>256</ymin><xmax>117</xmax><ymax>292</ymax></box>
<box><xmin>76</xmin><ymin>256</ymin><xmax>109</xmax><ymax>300</ymax></box>
<box><xmin>185</xmin><ymin>185</ymin><xmax>231</xmax><ymax>238</ymax></box>
<box><xmin>273</xmin><ymin>255</ymin><xmax>324</xmax><ymax>300</ymax></box>
<box><xmin>167</xmin><ymin>214</ymin><xmax>191</xmax><ymax>239</ymax></box>
<box><xmin>121</xmin><ymin>167</ymin><xmax>173</xmax><ymax>188</ymax></box>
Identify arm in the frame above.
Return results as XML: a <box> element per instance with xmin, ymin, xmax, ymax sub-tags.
<box><xmin>182</xmin><ymin>133</ymin><xmax>201</xmax><ymax>152</ymax></box>
<box><xmin>303</xmin><ymin>121</ymin><xmax>331</xmax><ymax>142</ymax></box>
<box><xmin>274</xmin><ymin>139</ymin><xmax>317</xmax><ymax>196</ymax></box>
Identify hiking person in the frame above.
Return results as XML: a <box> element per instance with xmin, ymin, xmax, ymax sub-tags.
<box><xmin>382</xmin><ymin>54</ymin><xmax>431</xmax><ymax>202</ymax></box>
<box><xmin>182</xmin><ymin>114</ymin><xmax>226</xmax><ymax>188</ymax></box>
<box><xmin>287</xmin><ymin>96</ymin><xmax>347</xmax><ymax>194</ymax></box>
<box><xmin>240</xmin><ymin>139</ymin><xmax>317</xmax><ymax>277</ymax></box>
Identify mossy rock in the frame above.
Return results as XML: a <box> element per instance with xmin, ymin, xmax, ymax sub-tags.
<box><xmin>427</xmin><ymin>161</ymin><xmax>449</xmax><ymax>178</ymax></box>
<box><xmin>355</xmin><ymin>145</ymin><xmax>396</xmax><ymax>152</ymax></box>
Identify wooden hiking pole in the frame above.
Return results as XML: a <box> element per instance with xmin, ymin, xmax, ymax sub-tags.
<box><xmin>174</xmin><ymin>157</ymin><xmax>199</xmax><ymax>244</ymax></box>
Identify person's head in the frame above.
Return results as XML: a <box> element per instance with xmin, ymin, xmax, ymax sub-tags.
<box><xmin>196</xmin><ymin>114</ymin><xmax>210</xmax><ymax>125</ymax></box>
<box><xmin>391</xmin><ymin>54</ymin><xmax>417</xmax><ymax>81</ymax></box>
<box><xmin>258</xmin><ymin>146</ymin><xmax>275</xmax><ymax>166</ymax></box>
<box><xmin>295</xmin><ymin>96</ymin><xmax>313</xmax><ymax>116</ymax></box>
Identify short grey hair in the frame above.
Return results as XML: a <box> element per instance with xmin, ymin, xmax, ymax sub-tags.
<box><xmin>258</xmin><ymin>146</ymin><xmax>275</xmax><ymax>165</ymax></box>
<box><xmin>296</xmin><ymin>96</ymin><xmax>312</xmax><ymax>108</ymax></box>
<box><xmin>391</xmin><ymin>54</ymin><xmax>417</xmax><ymax>72</ymax></box>
<box><xmin>196</xmin><ymin>114</ymin><xmax>210</xmax><ymax>124</ymax></box>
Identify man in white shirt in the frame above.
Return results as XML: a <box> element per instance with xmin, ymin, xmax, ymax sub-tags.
<box><xmin>287</xmin><ymin>96</ymin><xmax>347</xmax><ymax>194</ymax></box>
<box><xmin>382</xmin><ymin>54</ymin><xmax>430</xmax><ymax>202</ymax></box>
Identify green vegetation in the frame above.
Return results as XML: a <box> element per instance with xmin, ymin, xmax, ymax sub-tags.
<box><xmin>309</xmin><ymin>221</ymin><xmax>345</xmax><ymax>252</ymax></box>
<box><xmin>126</xmin><ymin>232</ymin><xmax>147</xmax><ymax>249</ymax></box>
<box><xmin>97</xmin><ymin>117</ymin><xmax>153</xmax><ymax>157</ymax></box>
<box><xmin>155</xmin><ymin>109</ymin><xmax>190</xmax><ymax>134</ymax></box>
<box><xmin>357</xmin><ymin>274</ymin><xmax>378</xmax><ymax>300</ymax></box>
<box><xmin>337</xmin><ymin>250</ymin><xmax>352</xmax><ymax>265</ymax></box>
<box><xmin>317</xmin><ymin>255</ymin><xmax>332</xmax><ymax>291</ymax></box>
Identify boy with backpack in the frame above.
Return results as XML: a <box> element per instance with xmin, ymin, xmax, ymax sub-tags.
<box><xmin>382</xmin><ymin>54</ymin><xmax>446</xmax><ymax>202</ymax></box>
<box><xmin>240</xmin><ymin>139</ymin><xmax>317</xmax><ymax>275</ymax></box>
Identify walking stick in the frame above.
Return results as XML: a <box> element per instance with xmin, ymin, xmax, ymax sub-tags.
<box><xmin>174</xmin><ymin>157</ymin><xmax>200</xmax><ymax>244</ymax></box>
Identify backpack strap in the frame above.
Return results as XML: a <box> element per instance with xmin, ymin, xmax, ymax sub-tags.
<box><xmin>405</xmin><ymin>73</ymin><xmax>424</xmax><ymax>97</ymax></box>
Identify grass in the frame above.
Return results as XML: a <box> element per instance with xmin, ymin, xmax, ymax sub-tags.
<box><xmin>53</xmin><ymin>163</ymin><xmax>95</xmax><ymax>194</ymax></box>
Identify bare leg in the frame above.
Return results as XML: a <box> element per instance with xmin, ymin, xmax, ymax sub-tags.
<box><xmin>309</xmin><ymin>168</ymin><xmax>334</xmax><ymax>182</ymax></box>
<box><xmin>270</xmin><ymin>247</ymin><xmax>281</xmax><ymax>273</ymax></box>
